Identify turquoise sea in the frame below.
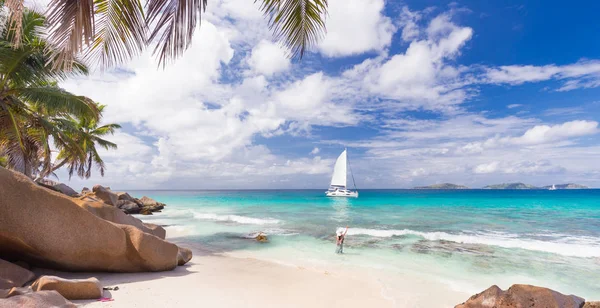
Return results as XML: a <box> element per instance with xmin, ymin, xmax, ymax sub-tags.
<box><xmin>136</xmin><ymin>189</ymin><xmax>600</xmax><ymax>299</ymax></box>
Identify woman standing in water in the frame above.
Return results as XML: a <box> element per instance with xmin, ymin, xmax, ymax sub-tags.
<box><xmin>336</xmin><ymin>226</ymin><xmax>349</xmax><ymax>254</ymax></box>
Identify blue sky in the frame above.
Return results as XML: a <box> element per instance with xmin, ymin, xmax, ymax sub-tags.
<box><xmin>32</xmin><ymin>0</ymin><xmax>600</xmax><ymax>189</ymax></box>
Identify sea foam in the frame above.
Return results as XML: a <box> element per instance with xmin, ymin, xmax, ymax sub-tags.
<box><xmin>343</xmin><ymin>228</ymin><xmax>600</xmax><ymax>258</ymax></box>
<box><xmin>193</xmin><ymin>212</ymin><xmax>281</xmax><ymax>225</ymax></box>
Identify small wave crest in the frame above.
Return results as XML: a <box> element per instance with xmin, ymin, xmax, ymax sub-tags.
<box><xmin>193</xmin><ymin>213</ymin><xmax>281</xmax><ymax>225</ymax></box>
<box><xmin>342</xmin><ymin>228</ymin><xmax>600</xmax><ymax>258</ymax></box>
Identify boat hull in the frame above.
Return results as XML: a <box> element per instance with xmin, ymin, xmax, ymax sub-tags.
<box><xmin>325</xmin><ymin>190</ymin><xmax>358</xmax><ymax>198</ymax></box>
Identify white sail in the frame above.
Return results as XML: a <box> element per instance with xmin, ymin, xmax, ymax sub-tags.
<box><xmin>330</xmin><ymin>150</ymin><xmax>347</xmax><ymax>187</ymax></box>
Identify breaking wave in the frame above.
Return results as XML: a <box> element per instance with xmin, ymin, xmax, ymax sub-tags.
<box><xmin>342</xmin><ymin>228</ymin><xmax>600</xmax><ymax>258</ymax></box>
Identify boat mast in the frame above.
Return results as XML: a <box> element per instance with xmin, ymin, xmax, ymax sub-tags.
<box><xmin>347</xmin><ymin>148</ymin><xmax>358</xmax><ymax>191</ymax></box>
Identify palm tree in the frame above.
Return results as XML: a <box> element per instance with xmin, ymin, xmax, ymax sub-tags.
<box><xmin>46</xmin><ymin>104</ymin><xmax>121</xmax><ymax>179</ymax></box>
<box><xmin>0</xmin><ymin>10</ymin><xmax>100</xmax><ymax>178</ymax></box>
<box><xmin>1</xmin><ymin>0</ymin><xmax>328</xmax><ymax>68</ymax></box>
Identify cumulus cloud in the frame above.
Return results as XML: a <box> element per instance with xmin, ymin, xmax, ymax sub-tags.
<box><xmin>340</xmin><ymin>11</ymin><xmax>474</xmax><ymax>112</ymax></box>
<box><xmin>484</xmin><ymin>60</ymin><xmax>600</xmax><ymax>91</ymax></box>
<box><xmin>310</xmin><ymin>147</ymin><xmax>320</xmax><ymax>155</ymax></box>
<box><xmin>247</xmin><ymin>40</ymin><xmax>290</xmax><ymax>76</ymax></box>
<box><xmin>502</xmin><ymin>120</ymin><xmax>598</xmax><ymax>145</ymax></box>
<box><xmin>318</xmin><ymin>0</ymin><xmax>395</xmax><ymax>57</ymax></box>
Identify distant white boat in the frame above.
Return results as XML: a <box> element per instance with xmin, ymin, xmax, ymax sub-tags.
<box><xmin>549</xmin><ymin>184</ymin><xmax>557</xmax><ymax>190</ymax></box>
<box><xmin>325</xmin><ymin>149</ymin><xmax>358</xmax><ymax>198</ymax></box>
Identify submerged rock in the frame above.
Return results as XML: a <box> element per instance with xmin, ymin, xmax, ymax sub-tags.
<box><xmin>31</xmin><ymin>276</ymin><xmax>102</xmax><ymax>300</ymax></box>
<box><xmin>0</xmin><ymin>258</ymin><xmax>35</xmax><ymax>289</ymax></box>
<box><xmin>0</xmin><ymin>167</ymin><xmax>187</xmax><ymax>272</ymax></box>
<box><xmin>455</xmin><ymin>284</ymin><xmax>585</xmax><ymax>308</ymax></box>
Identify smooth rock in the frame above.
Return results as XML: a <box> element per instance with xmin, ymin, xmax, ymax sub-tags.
<box><xmin>177</xmin><ymin>247</ymin><xmax>193</xmax><ymax>266</ymax></box>
<box><xmin>117</xmin><ymin>192</ymin><xmax>135</xmax><ymax>202</ymax></box>
<box><xmin>456</xmin><ymin>284</ymin><xmax>585</xmax><ymax>308</ymax></box>
<box><xmin>81</xmin><ymin>187</ymin><xmax>91</xmax><ymax>194</ymax></box>
<box><xmin>54</xmin><ymin>183</ymin><xmax>78</xmax><ymax>197</ymax></box>
<box><xmin>0</xmin><ymin>258</ymin><xmax>35</xmax><ymax>289</ymax></box>
<box><xmin>455</xmin><ymin>285</ymin><xmax>503</xmax><ymax>308</ymax></box>
<box><xmin>0</xmin><ymin>167</ymin><xmax>182</xmax><ymax>272</ymax></box>
<box><xmin>92</xmin><ymin>185</ymin><xmax>118</xmax><ymax>206</ymax></box>
<box><xmin>139</xmin><ymin>196</ymin><xmax>165</xmax><ymax>208</ymax></box>
<box><xmin>140</xmin><ymin>208</ymin><xmax>154</xmax><ymax>215</ymax></box>
<box><xmin>31</xmin><ymin>276</ymin><xmax>102</xmax><ymax>300</ymax></box>
<box><xmin>0</xmin><ymin>286</ymin><xmax>32</xmax><ymax>299</ymax></box>
<box><xmin>0</xmin><ymin>290</ymin><xmax>75</xmax><ymax>308</ymax></box>
<box><xmin>117</xmin><ymin>200</ymin><xmax>141</xmax><ymax>213</ymax></box>
<box><xmin>77</xmin><ymin>196</ymin><xmax>166</xmax><ymax>239</ymax></box>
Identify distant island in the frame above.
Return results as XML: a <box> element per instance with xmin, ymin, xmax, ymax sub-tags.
<box><xmin>483</xmin><ymin>183</ymin><xmax>538</xmax><ymax>189</ymax></box>
<box><xmin>413</xmin><ymin>183</ymin><xmax>469</xmax><ymax>189</ymax></box>
<box><xmin>412</xmin><ymin>182</ymin><xmax>590</xmax><ymax>189</ymax></box>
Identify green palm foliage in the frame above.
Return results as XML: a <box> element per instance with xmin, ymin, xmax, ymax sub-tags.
<box><xmin>50</xmin><ymin>105</ymin><xmax>121</xmax><ymax>179</ymax></box>
<box><xmin>0</xmin><ymin>10</ymin><xmax>116</xmax><ymax>179</ymax></box>
<box><xmin>2</xmin><ymin>0</ymin><xmax>328</xmax><ymax>68</ymax></box>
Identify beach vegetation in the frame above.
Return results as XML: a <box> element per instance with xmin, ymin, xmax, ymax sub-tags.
<box><xmin>0</xmin><ymin>10</ymin><xmax>119</xmax><ymax>179</ymax></box>
<box><xmin>1</xmin><ymin>0</ymin><xmax>328</xmax><ymax>69</ymax></box>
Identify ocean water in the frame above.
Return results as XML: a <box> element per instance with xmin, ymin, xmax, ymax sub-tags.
<box><xmin>135</xmin><ymin>189</ymin><xmax>600</xmax><ymax>299</ymax></box>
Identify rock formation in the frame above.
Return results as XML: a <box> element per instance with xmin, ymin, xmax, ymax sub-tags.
<box><xmin>92</xmin><ymin>184</ymin><xmax>118</xmax><ymax>206</ymax></box>
<box><xmin>31</xmin><ymin>276</ymin><xmax>102</xmax><ymax>300</ymax></box>
<box><xmin>0</xmin><ymin>167</ymin><xmax>190</xmax><ymax>272</ymax></box>
<box><xmin>0</xmin><ymin>259</ymin><xmax>34</xmax><ymax>289</ymax></box>
<box><xmin>0</xmin><ymin>290</ymin><xmax>76</xmax><ymax>307</ymax></box>
<box><xmin>456</xmin><ymin>284</ymin><xmax>585</xmax><ymax>308</ymax></box>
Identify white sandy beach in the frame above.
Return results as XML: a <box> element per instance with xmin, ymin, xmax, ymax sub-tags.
<box><xmin>34</xmin><ymin>247</ymin><xmax>470</xmax><ymax>308</ymax></box>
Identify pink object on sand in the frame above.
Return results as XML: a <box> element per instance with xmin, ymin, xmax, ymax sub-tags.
<box><xmin>97</xmin><ymin>297</ymin><xmax>114</xmax><ymax>302</ymax></box>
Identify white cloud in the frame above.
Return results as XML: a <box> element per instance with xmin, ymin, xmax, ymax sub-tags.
<box><xmin>310</xmin><ymin>147</ymin><xmax>320</xmax><ymax>155</ymax></box>
<box><xmin>341</xmin><ymin>11</ymin><xmax>474</xmax><ymax>112</ymax></box>
<box><xmin>473</xmin><ymin>161</ymin><xmax>499</xmax><ymax>174</ymax></box>
<box><xmin>318</xmin><ymin>0</ymin><xmax>395</xmax><ymax>57</ymax></box>
<box><xmin>398</xmin><ymin>6</ymin><xmax>422</xmax><ymax>41</ymax></box>
<box><xmin>507</xmin><ymin>104</ymin><xmax>522</xmax><ymax>109</ymax></box>
<box><xmin>247</xmin><ymin>40</ymin><xmax>290</xmax><ymax>76</ymax></box>
<box><xmin>484</xmin><ymin>60</ymin><xmax>600</xmax><ymax>91</ymax></box>
<box><xmin>506</xmin><ymin>120</ymin><xmax>598</xmax><ymax>145</ymax></box>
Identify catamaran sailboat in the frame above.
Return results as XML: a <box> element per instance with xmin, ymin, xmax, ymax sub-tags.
<box><xmin>325</xmin><ymin>149</ymin><xmax>358</xmax><ymax>198</ymax></box>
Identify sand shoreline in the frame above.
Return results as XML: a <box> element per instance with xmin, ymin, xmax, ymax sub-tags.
<box><xmin>33</xmin><ymin>245</ymin><xmax>469</xmax><ymax>308</ymax></box>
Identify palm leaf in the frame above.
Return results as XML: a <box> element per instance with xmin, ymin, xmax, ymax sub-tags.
<box><xmin>45</xmin><ymin>0</ymin><xmax>95</xmax><ymax>68</ymax></box>
<box><xmin>4</xmin><ymin>0</ymin><xmax>24</xmax><ymax>47</ymax></box>
<box><xmin>146</xmin><ymin>0</ymin><xmax>206</xmax><ymax>67</ymax></box>
<box><xmin>87</xmin><ymin>0</ymin><xmax>147</xmax><ymax>68</ymax></box>
<box><xmin>258</xmin><ymin>0</ymin><xmax>328</xmax><ymax>58</ymax></box>
<box><xmin>14</xmin><ymin>86</ymin><xmax>99</xmax><ymax>120</ymax></box>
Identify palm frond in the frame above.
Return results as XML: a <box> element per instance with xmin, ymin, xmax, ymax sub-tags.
<box><xmin>146</xmin><ymin>0</ymin><xmax>207</xmax><ymax>67</ymax></box>
<box><xmin>87</xmin><ymin>0</ymin><xmax>147</xmax><ymax>68</ymax></box>
<box><xmin>45</xmin><ymin>0</ymin><xmax>95</xmax><ymax>68</ymax></box>
<box><xmin>14</xmin><ymin>85</ymin><xmax>99</xmax><ymax>120</ymax></box>
<box><xmin>91</xmin><ymin>123</ymin><xmax>121</xmax><ymax>135</ymax></box>
<box><xmin>5</xmin><ymin>0</ymin><xmax>24</xmax><ymax>47</ymax></box>
<box><xmin>258</xmin><ymin>0</ymin><xmax>328</xmax><ymax>58</ymax></box>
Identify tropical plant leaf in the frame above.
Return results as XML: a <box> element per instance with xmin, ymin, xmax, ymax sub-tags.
<box><xmin>45</xmin><ymin>0</ymin><xmax>95</xmax><ymax>68</ymax></box>
<box><xmin>4</xmin><ymin>0</ymin><xmax>24</xmax><ymax>47</ymax></box>
<box><xmin>258</xmin><ymin>0</ymin><xmax>328</xmax><ymax>58</ymax></box>
<box><xmin>146</xmin><ymin>0</ymin><xmax>207</xmax><ymax>67</ymax></box>
<box><xmin>87</xmin><ymin>0</ymin><xmax>147</xmax><ymax>68</ymax></box>
<box><xmin>15</xmin><ymin>86</ymin><xmax>99</xmax><ymax>120</ymax></box>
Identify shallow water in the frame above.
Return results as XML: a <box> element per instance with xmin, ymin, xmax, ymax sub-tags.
<box><xmin>135</xmin><ymin>189</ymin><xmax>600</xmax><ymax>298</ymax></box>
